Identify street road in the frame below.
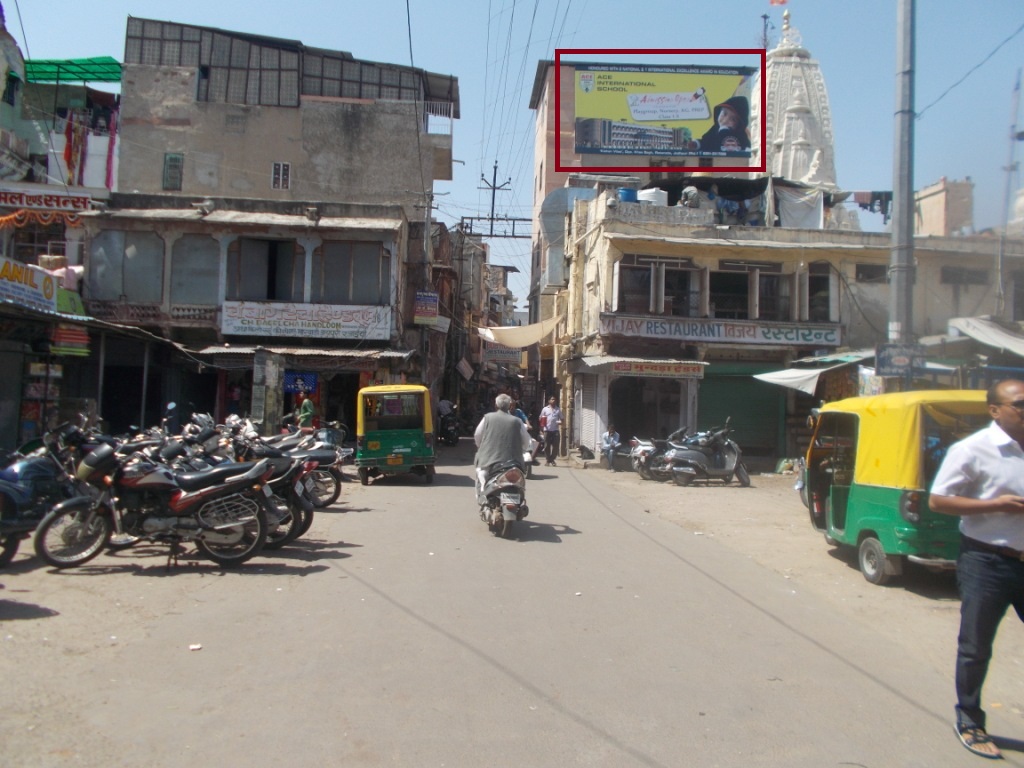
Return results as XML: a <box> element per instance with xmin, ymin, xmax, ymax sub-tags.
<box><xmin>3</xmin><ymin>440</ymin><xmax>1023</xmax><ymax>767</ymax></box>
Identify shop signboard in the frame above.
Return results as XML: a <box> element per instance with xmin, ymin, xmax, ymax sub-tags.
<box><xmin>413</xmin><ymin>291</ymin><xmax>439</xmax><ymax>325</ymax></box>
<box><xmin>611</xmin><ymin>361</ymin><xmax>705</xmax><ymax>379</ymax></box>
<box><xmin>600</xmin><ymin>314</ymin><xmax>841</xmax><ymax>347</ymax></box>
<box><xmin>875</xmin><ymin>343</ymin><xmax>926</xmax><ymax>378</ymax></box>
<box><xmin>483</xmin><ymin>343</ymin><xmax>522</xmax><ymax>364</ymax></box>
<box><xmin>222</xmin><ymin>301</ymin><xmax>391</xmax><ymax>340</ymax></box>
<box><xmin>0</xmin><ymin>254</ymin><xmax>57</xmax><ymax>312</ymax></box>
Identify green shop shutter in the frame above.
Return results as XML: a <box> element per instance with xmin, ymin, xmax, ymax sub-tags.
<box><xmin>697</xmin><ymin>365</ymin><xmax>784</xmax><ymax>458</ymax></box>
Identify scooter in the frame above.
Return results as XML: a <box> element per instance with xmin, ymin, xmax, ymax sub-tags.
<box><xmin>478</xmin><ymin>459</ymin><xmax>529</xmax><ymax>539</ymax></box>
<box><xmin>670</xmin><ymin>417</ymin><xmax>751</xmax><ymax>487</ymax></box>
<box><xmin>632</xmin><ymin>428</ymin><xmax>689</xmax><ymax>482</ymax></box>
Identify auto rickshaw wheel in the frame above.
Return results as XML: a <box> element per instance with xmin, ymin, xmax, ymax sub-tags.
<box><xmin>424</xmin><ymin>467</ymin><xmax>434</xmax><ymax>484</ymax></box>
<box><xmin>358</xmin><ymin>467</ymin><xmax>369</xmax><ymax>486</ymax></box>
<box><xmin>858</xmin><ymin>537</ymin><xmax>894</xmax><ymax>586</ymax></box>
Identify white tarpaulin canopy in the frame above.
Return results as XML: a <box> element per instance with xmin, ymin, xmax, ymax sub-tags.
<box><xmin>753</xmin><ymin>363</ymin><xmax>852</xmax><ymax>394</ymax></box>
<box><xmin>477</xmin><ymin>315</ymin><xmax>560</xmax><ymax>348</ymax></box>
<box><xmin>950</xmin><ymin>316</ymin><xmax>1024</xmax><ymax>357</ymax></box>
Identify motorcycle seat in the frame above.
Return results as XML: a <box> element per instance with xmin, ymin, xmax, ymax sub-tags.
<box><xmin>175</xmin><ymin>461</ymin><xmax>262</xmax><ymax>491</ymax></box>
<box><xmin>284</xmin><ymin>448</ymin><xmax>338</xmax><ymax>466</ymax></box>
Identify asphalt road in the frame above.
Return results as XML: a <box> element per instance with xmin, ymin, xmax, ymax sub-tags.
<box><xmin>3</xmin><ymin>440</ymin><xmax>1024</xmax><ymax>767</ymax></box>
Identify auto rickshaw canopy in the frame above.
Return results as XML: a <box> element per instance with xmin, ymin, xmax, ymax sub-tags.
<box><xmin>818</xmin><ymin>390</ymin><xmax>989</xmax><ymax>489</ymax></box>
<box><xmin>355</xmin><ymin>384</ymin><xmax>433</xmax><ymax>435</ymax></box>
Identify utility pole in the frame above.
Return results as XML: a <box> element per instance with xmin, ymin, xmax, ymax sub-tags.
<box><xmin>889</xmin><ymin>0</ymin><xmax>915</xmax><ymax>343</ymax></box>
<box><xmin>997</xmin><ymin>69</ymin><xmax>1023</xmax><ymax>318</ymax></box>
<box><xmin>479</xmin><ymin>161</ymin><xmax>512</xmax><ymax>237</ymax></box>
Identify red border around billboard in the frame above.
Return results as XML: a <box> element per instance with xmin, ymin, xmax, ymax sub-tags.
<box><xmin>554</xmin><ymin>48</ymin><xmax>767</xmax><ymax>174</ymax></box>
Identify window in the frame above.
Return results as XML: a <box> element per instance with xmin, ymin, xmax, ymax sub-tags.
<box><xmin>2</xmin><ymin>74</ymin><xmax>19</xmax><ymax>106</ymax></box>
<box><xmin>87</xmin><ymin>230</ymin><xmax>164</xmax><ymax>302</ymax></box>
<box><xmin>708</xmin><ymin>271</ymin><xmax>749</xmax><ymax>319</ymax></box>
<box><xmin>808</xmin><ymin>262</ymin><xmax>831</xmax><ymax>322</ymax></box>
<box><xmin>170</xmin><ymin>235</ymin><xmax>219</xmax><ymax>305</ymax></box>
<box><xmin>163</xmin><ymin>153</ymin><xmax>184</xmax><ymax>191</ymax></box>
<box><xmin>312</xmin><ymin>241</ymin><xmax>390</xmax><ymax>305</ymax></box>
<box><xmin>615</xmin><ymin>255</ymin><xmax>698</xmax><ymax>316</ymax></box>
<box><xmin>941</xmin><ymin>266</ymin><xmax>988</xmax><ymax>285</ymax></box>
<box><xmin>226</xmin><ymin>238</ymin><xmax>303</xmax><ymax>302</ymax></box>
<box><xmin>272</xmin><ymin>162</ymin><xmax>291</xmax><ymax>190</ymax></box>
<box><xmin>856</xmin><ymin>263</ymin><xmax>888</xmax><ymax>283</ymax></box>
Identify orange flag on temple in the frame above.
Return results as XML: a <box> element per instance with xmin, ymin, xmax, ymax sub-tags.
<box><xmin>769</xmin><ymin>0</ymin><xmax>787</xmax><ymax>5</ymax></box>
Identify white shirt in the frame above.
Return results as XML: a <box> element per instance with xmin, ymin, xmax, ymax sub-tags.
<box><xmin>931</xmin><ymin>421</ymin><xmax>1024</xmax><ymax>549</ymax></box>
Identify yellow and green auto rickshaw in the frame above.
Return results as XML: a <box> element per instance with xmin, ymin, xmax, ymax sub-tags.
<box><xmin>803</xmin><ymin>390</ymin><xmax>990</xmax><ymax>585</ymax></box>
<box><xmin>355</xmin><ymin>384</ymin><xmax>436</xmax><ymax>485</ymax></box>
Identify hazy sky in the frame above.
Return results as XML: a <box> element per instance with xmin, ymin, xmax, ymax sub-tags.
<box><xmin>11</xmin><ymin>0</ymin><xmax>1024</xmax><ymax>303</ymax></box>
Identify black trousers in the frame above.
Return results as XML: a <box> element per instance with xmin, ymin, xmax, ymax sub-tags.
<box><xmin>544</xmin><ymin>430</ymin><xmax>559</xmax><ymax>463</ymax></box>
<box><xmin>954</xmin><ymin>538</ymin><xmax>1024</xmax><ymax>729</ymax></box>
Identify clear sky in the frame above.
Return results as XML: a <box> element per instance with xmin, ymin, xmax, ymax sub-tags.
<box><xmin>10</xmin><ymin>0</ymin><xmax>1024</xmax><ymax>305</ymax></box>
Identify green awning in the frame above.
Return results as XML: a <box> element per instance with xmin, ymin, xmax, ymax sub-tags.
<box><xmin>25</xmin><ymin>57</ymin><xmax>122</xmax><ymax>83</ymax></box>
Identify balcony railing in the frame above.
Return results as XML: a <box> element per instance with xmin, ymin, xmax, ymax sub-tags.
<box><xmin>87</xmin><ymin>301</ymin><xmax>218</xmax><ymax>326</ymax></box>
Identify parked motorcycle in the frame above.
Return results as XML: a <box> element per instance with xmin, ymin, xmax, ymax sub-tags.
<box><xmin>479</xmin><ymin>459</ymin><xmax>529</xmax><ymax>539</ymax></box>
<box><xmin>33</xmin><ymin>442</ymin><xmax>277</xmax><ymax>569</ymax></box>
<box><xmin>632</xmin><ymin>428</ymin><xmax>689</xmax><ymax>482</ymax></box>
<box><xmin>0</xmin><ymin>423</ymin><xmax>89</xmax><ymax>567</ymax></box>
<box><xmin>670</xmin><ymin>418</ymin><xmax>751</xmax><ymax>487</ymax></box>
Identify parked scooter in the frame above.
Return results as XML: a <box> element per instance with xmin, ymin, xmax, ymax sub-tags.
<box><xmin>670</xmin><ymin>418</ymin><xmax>751</xmax><ymax>487</ymax></box>
<box><xmin>478</xmin><ymin>459</ymin><xmax>529</xmax><ymax>539</ymax></box>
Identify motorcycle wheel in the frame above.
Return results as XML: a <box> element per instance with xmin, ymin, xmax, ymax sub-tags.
<box><xmin>673</xmin><ymin>472</ymin><xmax>694</xmax><ymax>486</ymax></box>
<box><xmin>735</xmin><ymin>463</ymin><xmax>751</xmax><ymax>487</ymax></box>
<box><xmin>263</xmin><ymin>498</ymin><xmax>303</xmax><ymax>550</ymax></box>
<box><xmin>34</xmin><ymin>506</ymin><xmax>112</xmax><ymax>568</ymax></box>
<box><xmin>298</xmin><ymin>507</ymin><xmax>315</xmax><ymax>537</ymax></box>
<box><xmin>309</xmin><ymin>468</ymin><xmax>342</xmax><ymax>508</ymax></box>
<box><xmin>0</xmin><ymin>534</ymin><xmax>20</xmax><ymax>568</ymax></box>
<box><xmin>194</xmin><ymin>505</ymin><xmax>267</xmax><ymax>567</ymax></box>
<box><xmin>358</xmin><ymin>467</ymin><xmax>369</xmax><ymax>486</ymax></box>
<box><xmin>491</xmin><ymin>518</ymin><xmax>513</xmax><ymax>538</ymax></box>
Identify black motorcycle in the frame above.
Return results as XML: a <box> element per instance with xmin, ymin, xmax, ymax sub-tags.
<box><xmin>439</xmin><ymin>408</ymin><xmax>460</xmax><ymax>446</ymax></box>
<box><xmin>0</xmin><ymin>423</ymin><xmax>92</xmax><ymax>567</ymax></box>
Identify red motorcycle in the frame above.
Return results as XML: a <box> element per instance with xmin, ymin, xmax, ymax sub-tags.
<box><xmin>33</xmin><ymin>442</ymin><xmax>276</xmax><ymax>569</ymax></box>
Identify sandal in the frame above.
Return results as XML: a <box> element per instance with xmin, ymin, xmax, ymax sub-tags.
<box><xmin>955</xmin><ymin>724</ymin><xmax>1002</xmax><ymax>759</ymax></box>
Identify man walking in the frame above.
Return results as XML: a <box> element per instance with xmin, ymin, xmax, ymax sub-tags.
<box><xmin>930</xmin><ymin>379</ymin><xmax>1024</xmax><ymax>760</ymax></box>
<box><xmin>539</xmin><ymin>396</ymin><xmax>563</xmax><ymax>466</ymax></box>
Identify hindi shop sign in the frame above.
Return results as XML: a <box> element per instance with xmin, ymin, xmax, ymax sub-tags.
<box><xmin>222</xmin><ymin>301</ymin><xmax>391</xmax><ymax>340</ymax></box>
<box><xmin>611</xmin><ymin>361</ymin><xmax>705</xmax><ymax>379</ymax></box>
<box><xmin>600</xmin><ymin>315</ymin><xmax>841</xmax><ymax>347</ymax></box>
<box><xmin>0</xmin><ymin>254</ymin><xmax>57</xmax><ymax>312</ymax></box>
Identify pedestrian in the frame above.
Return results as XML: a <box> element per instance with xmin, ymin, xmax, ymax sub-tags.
<box><xmin>296</xmin><ymin>391</ymin><xmax>316</xmax><ymax>433</ymax></box>
<box><xmin>540</xmin><ymin>396</ymin><xmax>563</xmax><ymax>466</ymax></box>
<box><xmin>601</xmin><ymin>423</ymin><xmax>621</xmax><ymax>471</ymax></box>
<box><xmin>930</xmin><ymin>379</ymin><xmax>1024</xmax><ymax>760</ymax></box>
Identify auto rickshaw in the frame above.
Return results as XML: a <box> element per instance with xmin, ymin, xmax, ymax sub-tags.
<box><xmin>803</xmin><ymin>390</ymin><xmax>989</xmax><ymax>585</ymax></box>
<box><xmin>355</xmin><ymin>384</ymin><xmax>436</xmax><ymax>485</ymax></box>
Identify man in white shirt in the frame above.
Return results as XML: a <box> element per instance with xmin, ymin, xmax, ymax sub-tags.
<box><xmin>930</xmin><ymin>379</ymin><xmax>1024</xmax><ymax>759</ymax></box>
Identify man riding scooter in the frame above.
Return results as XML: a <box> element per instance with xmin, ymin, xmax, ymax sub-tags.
<box><xmin>473</xmin><ymin>394</ymin><xmax>533</xmax><ymax>502</ymax></box>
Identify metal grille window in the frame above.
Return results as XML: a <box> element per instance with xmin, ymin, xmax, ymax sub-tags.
<box><xmin>163</xmin><ymin>153</ymin><xmax>184</xmax><ymax>191</ymax></box>
<box><xmin>272</xmin><ymin>162</ymin><xmax>291</xmax><ymax>190</ymax></box>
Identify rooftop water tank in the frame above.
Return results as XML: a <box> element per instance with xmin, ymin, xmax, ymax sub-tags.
<box><xmin>617</xmin><ymin>187</ymin><xmax>638</xmax><ymax>203</ymax></box>
<box><xmin>637</xmin><ymin>188</ymin><xmax>668</xmax><ymax>206</ymax></box>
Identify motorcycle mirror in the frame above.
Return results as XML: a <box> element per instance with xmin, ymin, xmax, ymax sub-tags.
<box><xmin>166</xmin><ymin>402</ymin><xmax>177</xmax><ymax>412</ymax></box>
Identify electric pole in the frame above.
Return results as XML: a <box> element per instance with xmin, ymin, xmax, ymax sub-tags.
<box><xmin>889</xmin><ymin>0</ymin><xmax>915</xmax><ymax>343</ymax></box>
<box><xmin>479</xmin><ymin>161</ymin><xmax>512</xmax><ymax>237</ymax></box>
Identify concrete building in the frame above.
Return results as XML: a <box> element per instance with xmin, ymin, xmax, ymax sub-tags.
<box><xmin>72</xmin><ymin>17</ymin><xmax>460</xmax><ymax>432</ymax></box>
<box><xmin>528</xmin><ymin>10</ymin><xmax>1024</xmax><ymax>464</ymax></box>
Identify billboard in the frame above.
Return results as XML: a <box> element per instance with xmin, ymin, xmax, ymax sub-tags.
<box><xmin>555</xmin><ymin>49</ymin><xmax>766</xmax><ymax>174</ymax></box>
<box><xmin>574</xmin><ymin>63</ymin><xmax>756</xmax><ymax>160</ymax></box>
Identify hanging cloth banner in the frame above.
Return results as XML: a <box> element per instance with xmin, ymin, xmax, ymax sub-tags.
<box><xmin>477</xmin><ymin>315</ymin><xmax>561</xmax><ymax>348</ymax></box>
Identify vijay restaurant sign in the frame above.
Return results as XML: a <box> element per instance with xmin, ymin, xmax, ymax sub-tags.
<box><xmin>600</xmin><ymin>314</ymin><xmax>841</xmax><ymax>347</ymax></box>
<box><xmin>0</xmin><ymin>254</ymin><xmax>57</xmax><ymax>312</ymax></box>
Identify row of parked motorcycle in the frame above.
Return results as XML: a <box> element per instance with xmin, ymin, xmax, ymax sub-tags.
<box><xmin>0</xmin><ymin>404</ymin><xmax>352</xmax><ymax>570</ymax></box>
<box><xmin>625</xmin><ymin>417</ymin><xmax>751</xmax><ymax>487</ymax></box>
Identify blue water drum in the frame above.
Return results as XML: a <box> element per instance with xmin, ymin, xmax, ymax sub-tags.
<box><xmin>617</xmin><ymin>187</ymin><xmax>638</xmax><ymax>203</ymax></box>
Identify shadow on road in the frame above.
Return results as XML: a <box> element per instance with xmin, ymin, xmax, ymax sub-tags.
<box><xmin>511</xmin><ymin>521</ymin><xmax>581</xmax><ymax>543</ymax></box>
<box><xmin>0</xmin><ymin>598</ymin><xmax>60</xmax><ymax>620</ymax></box>
<box><xmin>825</xmin><ymin>546</ymin><xmax>960</xmax><ymax>600</ymax></box>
